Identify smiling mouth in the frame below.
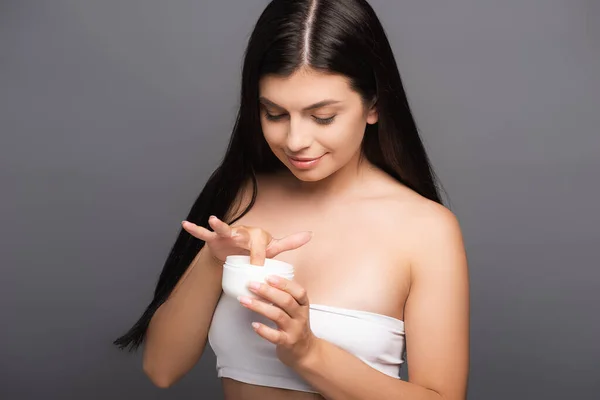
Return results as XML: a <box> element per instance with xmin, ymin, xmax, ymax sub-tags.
<box><xmin>286</xmin><ymin>154</ymin><xmax>326</xmax><ymax>169</ymax></box>
<box><xmin>288</xmin><ymin>156</ymin><xmax>323</xmax><ymax>162</ymax></box>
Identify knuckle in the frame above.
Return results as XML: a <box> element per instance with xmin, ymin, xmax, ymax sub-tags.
<box><xmin>274</xmin><ymin>333</ymin><xmax>284</xmax><ymax>345</ymax></box>
<box><xmin>298</xmin><ymin>288</ymin><xmax>307</xmax><ymax>299</ymax></box>
<box><xmin>285</xmin><ymin>332</ymin><xmax>297</xmax><ymax>345</ymax></box>
<box><xmin>283</xmin><ymin>296</ymin><xmax>295</xmax><ymax>309</ymax></box>
<box><xmin>275</xmin><ymin>309</ymin><xmax>286</xmax><ymax>324</ymax></box>
<box><xmin>249</xmin><ymin>227</ymin><xmax>270</xmax><ymax>239</ymax></box>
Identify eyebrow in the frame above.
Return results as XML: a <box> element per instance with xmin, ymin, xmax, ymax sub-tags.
<box><xmin>259</xmin><ymin>97</ymin><xmax>341</xmax><ymax>112</ymax></box>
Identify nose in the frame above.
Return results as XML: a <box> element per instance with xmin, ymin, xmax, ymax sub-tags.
<box><xmin>285</xmin><ymin>117</ymin><xmax>313</xmax><ymax>153</ymax></box>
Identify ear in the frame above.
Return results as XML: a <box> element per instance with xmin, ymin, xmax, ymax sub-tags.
<box><xmin>366</xmin><ymin>98</ymin><xmax>378</xmax><ymax>125</ymax></box>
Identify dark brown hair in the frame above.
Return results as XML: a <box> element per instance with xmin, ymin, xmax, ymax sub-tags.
<box><xmin>114</xmin><ymin>0</ymin><xmax>442</xmax><ymax>351</ymax></box>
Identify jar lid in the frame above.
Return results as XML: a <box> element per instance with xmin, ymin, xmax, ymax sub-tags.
<box><xmin>224</xmin><ymin>255</ymin><xmax>294</xmax><ymax>273</ymax></box>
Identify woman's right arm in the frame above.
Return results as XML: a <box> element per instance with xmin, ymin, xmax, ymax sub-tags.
<box><xmin>142</xmin><ymin>245</ymin><xmax>224</xmax><ymax>388</ymax></box>
<box><xmin>141</xmin><ymin>177</ymin><xmax>255</xmax><ymax>388</ymax></box>
<box><xmin>141</xmin><ymin>178</ymin><xmax>312</xmax><ymax>388</ymax></box>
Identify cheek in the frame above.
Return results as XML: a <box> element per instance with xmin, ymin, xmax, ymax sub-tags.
<box><xmin>321</xmin><ymin>118</ymin><xmax>366</xmax><ymax>153</ymax></box>
<box><xmin>261</xmin><ymin>121</ymin><xmax>287</xmax><ymax>146</ymax></box>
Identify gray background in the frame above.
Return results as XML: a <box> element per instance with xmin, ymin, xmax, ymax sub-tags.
<box><xmin>1</xmin><ymin>0</ymin><xmax>598</xmax><ymax>399</ymax></box>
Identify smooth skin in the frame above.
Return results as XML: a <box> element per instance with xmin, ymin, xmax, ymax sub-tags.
<box><xmin>143</xmin><ymin>67</ymin><xmax>469</xmax><ymax>400</ymax></box>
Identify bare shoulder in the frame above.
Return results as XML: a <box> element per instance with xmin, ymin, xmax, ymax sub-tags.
<box><xmin>409</xmin><ymin>197</ymin><xmax>463</xmax><ymax>254</ymax></box>
<box><xmin>382</xmin><ymin>184</ymin><xmax>465</xmax><ymax>268</ymax></box>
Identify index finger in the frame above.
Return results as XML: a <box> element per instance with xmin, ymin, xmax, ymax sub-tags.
<box><xmin>248</xmin><ymin>230</ymin><xmax>269</xmax><ymax>266</ymax></box>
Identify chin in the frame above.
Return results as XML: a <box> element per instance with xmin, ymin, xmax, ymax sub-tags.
<box><xmin>279</xmin><ymin>163</ymin><xmax>327</xmax><ymax>182</ymax></box>
<box><xmin>290</xmin><ymin>172</ymin><xmax>327</xmax><ymax>182</ymax></box>
<box><xmin>287</xmin><ymin>164</ymin><xmax>339</xmax><ymax>183</ymax></box>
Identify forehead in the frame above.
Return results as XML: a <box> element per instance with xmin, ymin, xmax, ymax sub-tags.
<box><xmin>258</xmin><ymin>67</ymin><xmax>357</xmax><ymax>109</ymax></box>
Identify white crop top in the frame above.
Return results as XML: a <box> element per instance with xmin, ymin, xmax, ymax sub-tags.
<box><xmin>208</xmin><ymin>293</ymin><xmax>406</xmax><ymax>393</ymax></box>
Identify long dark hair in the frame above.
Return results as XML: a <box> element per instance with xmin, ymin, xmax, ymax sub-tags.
<box><xmin>114</xmin><ymin>0</ymin><xmax>442</xmax><ymax>351</ymax></box>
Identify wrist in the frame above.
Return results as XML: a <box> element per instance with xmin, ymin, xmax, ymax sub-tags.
<box><xmin>295</xmin><ymin>336</ymin><xmax>324</xmax><ymax>374</ymax></box>
<box><xmin>200</xmin><ymin>246</ymin><xmax>224</xmax><ymax>268</ymax></box>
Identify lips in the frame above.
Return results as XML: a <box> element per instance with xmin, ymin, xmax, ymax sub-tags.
<box><xmin>286</xmin><ymin>154</ymin><xmax>325</xmax><ymax>170</ymax></box>
<box><xmin>289</xmin><ymin>156</ymin><xmax>322</xmax><ymax>162</ymax></box>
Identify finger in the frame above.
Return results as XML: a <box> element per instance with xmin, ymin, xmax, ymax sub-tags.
<box><xmin>251</xmin><ymin>322</ymin><xmax>284</xmax><ymax>345</ymax></box>
<box><xmin>265</xmin><ymin>276</ymin><xmax>309</xmax><ymax>306</ymax></box>
<box><xmin>248</xmin><ymin>281</ymin><xmax>299</xmax><ymax>317</ymax></box>
<box><xmin>266</xmin><ymin>231</ymin><xmax>313</xmax><ymax>258</ymax></box>
<box><xmin>238</xmin><ymin>295</ymin><xmax>291</xmax><ymax>329</ymax></box>
<box><xmin>230</xmin><ymin>225</ymin><xmax>249</xmax><ymax>241</ymax></box>
<box><xmin>182</xmin><ymin>221</ymin><xmax>217</xmax><ymax>242</ymax></box>
<box><xmin>248</xmin><ymin>230</ymin><xmax>269</xmax><ymax>266</ymax></box>
<box><xmin>207</xmin><ymin>215</ymin><xmax>233</xmax><ymax>238</ymax></box>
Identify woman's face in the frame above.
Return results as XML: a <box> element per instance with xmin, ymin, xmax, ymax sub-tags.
<box><xmin>258</xmin><ymin>67</ymin><xmax>378</xmax><ymax>182</ymax></box>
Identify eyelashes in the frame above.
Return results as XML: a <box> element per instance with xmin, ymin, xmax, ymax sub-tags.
<box><xmin>264</xmin><ymin>112</ymin><xmax>336</xmax><ymax>126</ymax></box>
<box><xmin>264</xmin><ymin>112</ymin><xmax>285</xmax><ymax>122</ymax></box>
<box><xmin>313</xmin><ymin>116</ymin><xmax>335</xmax><ymax>125</ymax></box>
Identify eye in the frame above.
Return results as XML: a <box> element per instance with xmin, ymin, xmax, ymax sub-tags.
<box><xmin>313</xmin><ymin>116</ymin><xmax>336</xmax><ymax>125</ymax></box>
<box><xmin>264</xmin><ymin>112</ymin><xmax>287</xmax><ymax>121</ymax></box>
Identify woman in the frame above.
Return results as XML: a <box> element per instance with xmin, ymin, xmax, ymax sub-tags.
<box><xmin>114</xmin><ymin>0</ymin><xmax>470</xmax><ymax>399</ymax></box>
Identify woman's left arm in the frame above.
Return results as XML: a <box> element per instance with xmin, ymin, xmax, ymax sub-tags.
<box><xmin>240</xmin><ymin>206</ymin><xmax>469</xmax><ymax>400</ymax></box>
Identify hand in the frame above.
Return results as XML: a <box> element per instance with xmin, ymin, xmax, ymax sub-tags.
<box><xmin>239</xmin><ymin>276</ymin><xmax>319</xmax><ymax>368</ymax></box>
<box><xmin>181</xmin><ymin>216</ymin><xmax>312</xmax><ymax>265</ymax></box>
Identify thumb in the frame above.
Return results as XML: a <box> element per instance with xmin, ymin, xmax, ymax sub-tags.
<box><xmin>266</xmin><ymin>231</ymin><xmax>313</xmax><ymax>258</ymax></box>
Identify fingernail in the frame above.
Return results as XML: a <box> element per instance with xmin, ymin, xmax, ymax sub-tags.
<box><xmin>252</xmin><ymin>322</ymin><xmax>260</xmax><ymax>330</ymax></box>
<box><xmin>237</xmin><ymin>296</ymin><xmax>252</xmax><ymax>305</ymax></box>
<box><xmin>209</xmin><ymin>215</ymin><xmax>216</xmax><ymax>220</ymax></box>
<box><xmin>248</xmin><ymin>281</ymin><xmax>261</xmax><ymax>291</ymax></box>
<box><xmin>266</xmin><ymin>275</ymin><xmax>279</xmax><ymax>285</ymax></box>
